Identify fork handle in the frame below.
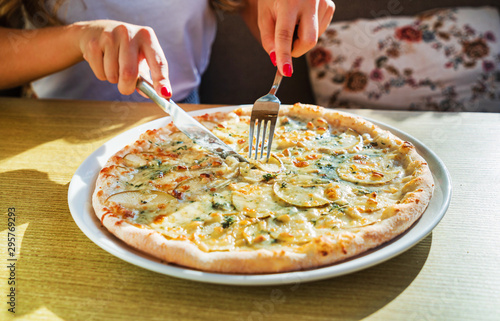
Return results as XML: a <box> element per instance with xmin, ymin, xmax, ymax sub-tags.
<box><xmin>269</xmin><ymin>70</ymin><xmax>283</xmax><ymax>96</ymax></box>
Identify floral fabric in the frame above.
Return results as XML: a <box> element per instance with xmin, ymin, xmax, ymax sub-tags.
<box><xmin>307</xmin><ymin>7</ymin><xmax>500</xmax><ymax>112</ymax></box>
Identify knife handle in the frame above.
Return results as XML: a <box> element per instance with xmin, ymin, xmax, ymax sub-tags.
<box><xmin>136</xmin><ymin>77</ymin><xmax>172</xmax><ymax>114</ymax></box>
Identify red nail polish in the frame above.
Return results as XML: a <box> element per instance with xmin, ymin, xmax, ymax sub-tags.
<box><xmin>270</xmin><ymin>51</ymin><xmax>277</xmax><ymax>66</ymax></box>
<box><xmin>161</xmin><ymin>86</ymin><xmax>171</xmax><ymax>98</ymax></box>
<box><xmin>283</xmin><ymin>63</ymin><xmax>292</xmax><ymax>77</ymax></box>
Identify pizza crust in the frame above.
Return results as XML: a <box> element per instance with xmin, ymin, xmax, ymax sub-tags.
<box><xmin>92</xmin><ymin>103</ymin><xmax>434</xmax><ymax>274</ymax></box>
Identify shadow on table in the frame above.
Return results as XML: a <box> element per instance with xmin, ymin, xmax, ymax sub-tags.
<box><xmin>198</xmin><ymin>235</ymin><xmax>432</xmax><ymax>321</ymax></box>
<box><xmin>9</xmin><ymin>168</ymin><xmax>432</xmax><ymax>321</ymax></box>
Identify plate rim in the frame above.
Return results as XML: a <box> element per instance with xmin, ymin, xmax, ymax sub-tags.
<box><xmin>67</xmin><ymin>105</ymin><xmax>452</xmax><ymax>286</ymax></box>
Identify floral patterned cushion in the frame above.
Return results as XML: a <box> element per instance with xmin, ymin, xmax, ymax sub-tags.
<box><xmin>307</xmin><ymin>7</ymin><xmax>500</xmax><ymax>112</ymax></box>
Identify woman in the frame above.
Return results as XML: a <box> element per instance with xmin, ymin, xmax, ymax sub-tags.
<box><xmin>0</xmin><ymin>0</ymin><xmax>335</xmax><ymax>102</ymax></box>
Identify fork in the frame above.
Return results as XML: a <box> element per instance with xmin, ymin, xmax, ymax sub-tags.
<box><xmin>248</xmin><ymin>70</ymin><xmax>283</xmax><ymax>161</ymax></box>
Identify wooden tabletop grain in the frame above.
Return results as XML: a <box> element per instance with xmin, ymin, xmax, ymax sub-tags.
<box><xmin>0</xmin><ymin>97</ymin><xmax>499</xmax><ymax>321</ymax></box>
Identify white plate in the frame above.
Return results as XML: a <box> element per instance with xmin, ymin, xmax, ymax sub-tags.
<box><xmin>68</xmin><ymin>106</ymin><xmax>451</xmax><ymax>286</ymax></box>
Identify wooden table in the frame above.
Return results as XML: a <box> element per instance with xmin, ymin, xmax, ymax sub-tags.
<box><xmin>1</xmin><ymin>97</ymin><xmax>499</xmax><ymax>320</ymax></box>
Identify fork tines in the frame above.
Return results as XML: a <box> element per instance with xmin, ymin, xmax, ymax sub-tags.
<box><xmin>248</xmin><ymin>113</ymin><xmax>278</xmax><ymax>160</ymax></box>
<box><xmin>248</xmin><ymin>71</ymin><xmax>283</xmax><ymax>161</ymax></box>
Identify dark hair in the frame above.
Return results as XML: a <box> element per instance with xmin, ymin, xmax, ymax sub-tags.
<box><xmin>210</xmin><ymin>0</ymin><xmax>245</xmax><ymax>13</ymax></box>
<box><xmin>0</xmin><ymin>0</ymin><xmax>64</xmax><ymax>28</ymax></box>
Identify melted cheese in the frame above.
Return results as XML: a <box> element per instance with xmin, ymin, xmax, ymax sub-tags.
<box><xmin>104</xmin><ymin>112</ymin><xmax>411</xmax><ymax>252</ymax></box>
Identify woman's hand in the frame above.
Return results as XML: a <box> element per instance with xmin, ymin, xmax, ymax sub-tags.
<box><xmin>75</xmin><ymin>20</ymin><xmax>172</xmax><ymax>98</ymax></box>
<box><xmin>247</xmin><ymin>0</ymin><xmax>335</xmax><ymax>77</ymax></box>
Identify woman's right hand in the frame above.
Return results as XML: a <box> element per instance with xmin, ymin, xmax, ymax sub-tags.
<box><xmin>74</xmin><ymin>20</ymin><xmax>172</xmax><ymax>99</ymax></box>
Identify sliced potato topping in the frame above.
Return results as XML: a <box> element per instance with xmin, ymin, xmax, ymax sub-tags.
<box><xmin>123</xmin><ymin>153</ymin><xmax>151</xmax><ymax>167</ymax></box>
<box><xmin>286</xmin><ymin>174</ymin><xmax>330</xmax><ymax>185</ymax></box>
<box><xmin>106</xmin><ymin>190</ymin><xmax>176</xmax><ymax>209</ymax></box>
<box><xmin>232</xmin><ymin>184</ymin><xmax>281</xmax><ymax>218</ymax></box>
<box><xmin>172</xmin><ymin>176</ymin><xmax>212</xmax><ymax>200</ymax></box>
<box><xmin>248</xmin><ymin>154</ymin><xmax>284</xmax><ymax>173</ymax></box>
<box><xmin>273</xmin><ymin>182</ymin><xmax>331</xmax><ymax>207</ymax></box>
<box><xmin>239</xmin><ymin>164</ymin><xmax>268</xmax><ymax>183</ymax></box>
<box><xmin>337</xmin><ymin>162</ymin><xmax>400</xmax><ymax>185</ymax></box>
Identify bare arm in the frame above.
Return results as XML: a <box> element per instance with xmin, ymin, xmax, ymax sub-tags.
<box><xmin>0</xmin><ymin>20</ymin><xmax>172</xmax><ymax>98</ymax></box>
<box><xmin>241</xmin><ymin>0</ymin><xmax>335</xmax><ymax>77</ymax></box>
<box><xmin>0</xmin><ymin>25</ymin><xmax>82</xmax><ymax>89</ymax></box>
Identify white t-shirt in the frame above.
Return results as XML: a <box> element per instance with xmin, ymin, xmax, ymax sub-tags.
<box><xmin>32</xmin><ymin>0</ymin><xmax>217</xmax><ymax>102</ymax></box>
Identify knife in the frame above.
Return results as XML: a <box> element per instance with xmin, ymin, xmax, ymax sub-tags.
<box><xmin>136</xmin><ymin>77</ymin><xmax>248</xmax><ymax>162</ymax></box>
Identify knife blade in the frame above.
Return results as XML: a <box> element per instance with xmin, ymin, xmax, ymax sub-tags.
<box><xmin>136</xmin><ymin>77</ymin><xmax>248</xmax><ymax>162</ymax></box>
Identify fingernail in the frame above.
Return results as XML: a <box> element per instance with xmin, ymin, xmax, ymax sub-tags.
<box><xmin>160</xmin><ymin>86</ymin><xmax>171</xmax><ymax>98</ymax></box>
<box><xmin>270</xmin><ymin>51</ymin><xmax>277</xmax><ymax>66</ymax></box>
<box><xmin>283</xmin><ymin>63</ymin><xmax>293</xmax><ymax>77</ymax></box>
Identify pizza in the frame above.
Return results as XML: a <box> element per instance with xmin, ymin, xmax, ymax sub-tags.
<box><xmin>92</xmin><ymin>103</ymin><xmax>434</xmax><ymax>273</ymax></box>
